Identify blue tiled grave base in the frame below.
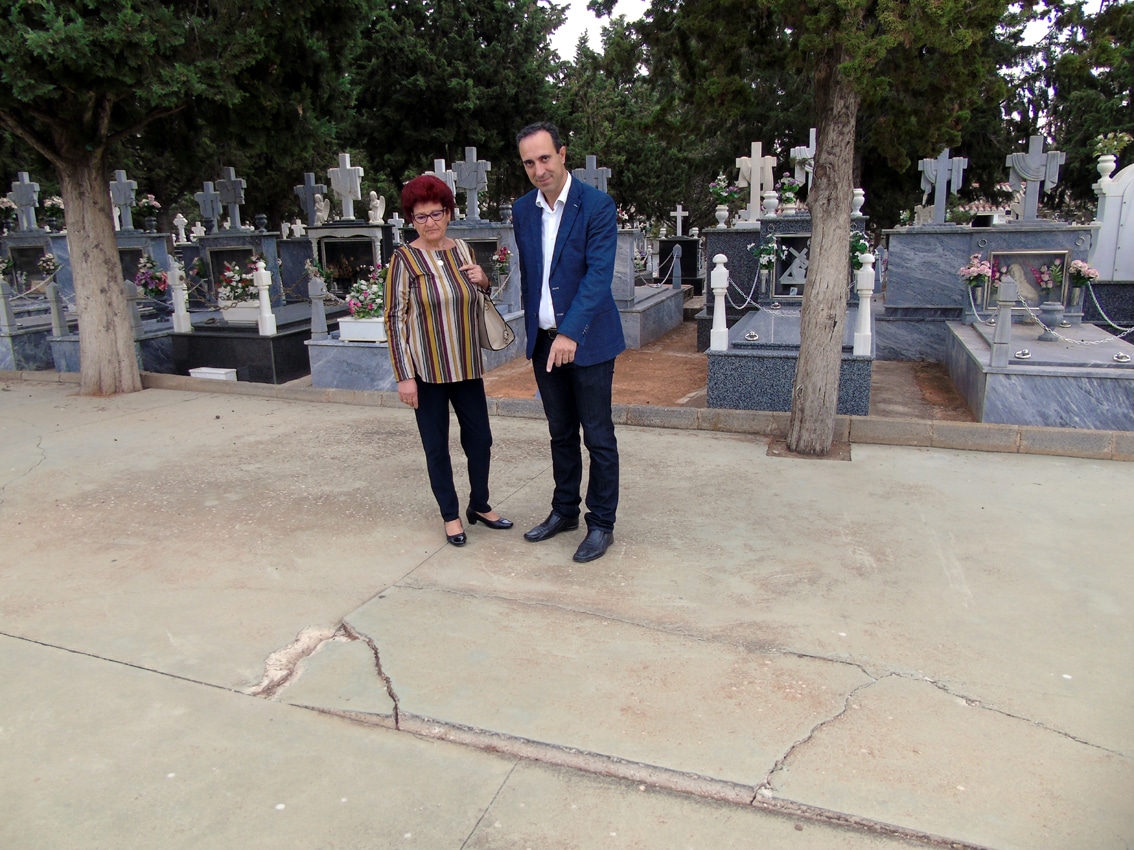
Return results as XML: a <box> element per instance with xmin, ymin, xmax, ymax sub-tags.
<box><xmin>1</xmin><ymin>322</ymin><xmax>55</xmax><ymax>371</ymax></box>
<box><xmin>706</xmin><ymin>309</ymin><xmax>873</xmax><ymax>415</ymax></box>
<box><xmin>945</xmin><ymin>321</ymin><xmax>1134</xmax><ymax>430</ymax></box>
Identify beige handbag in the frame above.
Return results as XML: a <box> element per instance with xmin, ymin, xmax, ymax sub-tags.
<box><xmin>457</xmin><ymin>240</ymin><xmax>515</xmax><ymax>351</ymax></box>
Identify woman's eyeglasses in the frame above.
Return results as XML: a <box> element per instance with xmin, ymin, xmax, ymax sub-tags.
<box><xmin>412</xmin><ymin>209</ymin><xmax>447</xmax><ymax>224</ymax></box>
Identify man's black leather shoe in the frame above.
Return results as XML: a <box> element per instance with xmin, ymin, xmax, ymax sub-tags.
<box><xmin>572</xmin><ymin>528</ymin><xmax>613</xmax><ymax>563</ymax></box>
<box><xmin>524</xmin><ymin>511</ymin><xmax>579</xmax><ymax>542</ymax></box>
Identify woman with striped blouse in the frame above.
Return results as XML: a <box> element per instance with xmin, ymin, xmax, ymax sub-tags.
<box><xmin>385</xmin><ymin>174</ymin><xmax>513</xmax><ymax>546</ymax></box>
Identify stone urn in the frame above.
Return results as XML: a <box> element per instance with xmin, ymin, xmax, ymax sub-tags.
<box><xmin>713</xmin><ymin>204</ymin><xmax>729</xmax><ymax>229</ymax></box>
<box><xmin>1097</xmin><ymin>154</ymin><xmax>1117</xmax><ymax>182</ymax></box>
<box><xmin>1037</xmin><ymin>301</ymin><xmax>1065</xmax><ymax>341</ymax></box>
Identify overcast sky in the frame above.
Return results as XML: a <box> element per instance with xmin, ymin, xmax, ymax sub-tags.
<box><xmin>549</xmin><ymin>0</ymin><xmax>651</xmax><ymax>57</ymax></box>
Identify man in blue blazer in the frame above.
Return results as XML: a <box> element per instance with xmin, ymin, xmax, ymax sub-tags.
<box><xmin>513</xmin><ymin>122</ymin><xmax>626</xmax><ymax>563</ymax></box>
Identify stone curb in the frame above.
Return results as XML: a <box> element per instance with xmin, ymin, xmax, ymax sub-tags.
<box><xmin>3</xmin><ymin>369</ymin><xmax>1129</xmax><ymax>461</ymax></box>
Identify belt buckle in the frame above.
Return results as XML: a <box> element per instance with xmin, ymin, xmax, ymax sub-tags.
<box><xmin>545</xmin><ymin>328</ymin><xmax>558</xmax><ymax>339</ymax></box>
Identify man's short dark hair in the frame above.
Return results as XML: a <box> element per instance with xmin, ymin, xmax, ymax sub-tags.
<box><xmin>517</xmin><ymin>122</ymin><xmax>563</xmax><ymax>151</ymax></box>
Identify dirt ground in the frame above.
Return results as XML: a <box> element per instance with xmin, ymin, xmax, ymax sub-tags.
<box><xmin>483</xmin><ymin>320</ymin><xmax>974</xmax><ymax>421</ymax></box>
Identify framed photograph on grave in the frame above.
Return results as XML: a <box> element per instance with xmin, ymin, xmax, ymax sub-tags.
<box><xmin>118</xmin><ymin>248</ymin><xmax>144</xmax><ymax>284</ymax></box>
<box><xmin>986</xmin><ymin>250</ymin><xmax>1070</xmax><ymax>309</ymax></box>
<box><xmin>772</xmin><ymin>233</ymin><xmax>810</xmax><ymax>300</ymax></box>
<box><xmin>319</xmin><ymin>237</ymin><xmax>376</xmax><ymax>296</ymax></box>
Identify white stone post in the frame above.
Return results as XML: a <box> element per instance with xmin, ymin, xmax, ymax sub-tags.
<box><xmin>991</xmin><ymin>277</ymin><xmax>1018</xmax><ymax>368</ymax></box>
<box><xmin>254</xmin><ymin>261</ymin><xmax>277</xmax><ymax>336</ymax></box>
<box><xmin>710</xmin><ymin>254</ymin><xmax>729</xmax><ymax>351</ymax></box>
<box><xmin>170</xmin><ymin>264</ymin><xmax>192</xmax><ymax>334</ymax></box>
<box><xmin>853</xmin><ymin>253</ymin><xmax>875</xmax><ymax>356</ymax></box>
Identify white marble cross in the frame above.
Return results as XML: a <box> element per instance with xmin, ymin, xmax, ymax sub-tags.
<box><xmin>291</xmin><ymin>218</ymin><xmax>306</xmax><ymax>238</ymax></box>
<box><xmin>790</xmin><ymin>128</ymin><xmax>817</xmax><ymax>188</ymax></box>
<box><xmin>918</xmin><ymin>149</ymin><xmax>968</xmax><ymax>225</ymax></box>
<box><xmin>1005</xmin><ymin>135</ymin><xmax>1066</xmax><ymax>222</ymax></box>
<box><xmin>736</xmin><ymin>142</ymin><xmax>763</xmax><ymax>221</ymax></box>
<box><xmin>453</xmin><ymin>147</ymin><xmax>491</xmax><ymax>221</ymax></box>
<box><xmin>172</xmin><ymin>213</ymin><xmax>188</xmax><ymax>243</ymax></box>
<box><xmin>669</xmin><ymin>204</ymin><xmax>689</xmax><ymax>237</ymax></box>
<box><xmin>327</xmin><ymin>153</ymin><xmax>364</xmax><ymax>220</ymax></box>
<box><xmin>190</xmin><ymin>221</ymin><xmax>206</xmax><ymax>239</ymax></box>
<box><xmin>429</xmin><ymin>159</ymin><xmax>457</xmax><ymax>200</ymax></box>
<box><xmin>109</xmin><ymin>170</ymin><xmax>136</xmax><ymax>232</ymax></box>
<box><xmin>293</xmin><ymin>173</ymin><xmax>327</xmax><ymax>227</ymax></box>
<box><xmin>216</xmin><ymin>166</ymin><xmax>247</xmax><ymax>229</ymax></box>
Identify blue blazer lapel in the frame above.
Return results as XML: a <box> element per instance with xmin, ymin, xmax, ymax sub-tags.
<box><xmin>550</xmin><ymin>181</ymin><xmax>584</xmax><ymax>275</ymax></box>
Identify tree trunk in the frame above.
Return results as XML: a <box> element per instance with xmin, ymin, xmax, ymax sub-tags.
<box><xmin>787</xmin><ymin>50</ymin><xmax>860</xmax><ymax>455</ymax></box>
<box><xmin>59</xmin><ymin>154</ymin><xmax>143</xmax><ymax>396</ymax></box>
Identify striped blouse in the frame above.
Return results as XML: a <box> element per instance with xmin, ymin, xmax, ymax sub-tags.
<box><xmin>384</xmin><ymin>239</ymin><xmax>483</xmax><ymax>384</ymax></box>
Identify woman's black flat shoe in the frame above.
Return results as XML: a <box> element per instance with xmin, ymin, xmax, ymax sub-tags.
<box><xmin>466</xmin><ymin>507</ymin><xmax>513</xmax><ymax>530</ymax></box>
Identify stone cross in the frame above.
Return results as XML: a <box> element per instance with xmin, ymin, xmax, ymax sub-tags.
<box><xmin>190</xmin><ymin>221</ymin><xmax>206</xmax><ymax>240</ymax></box>
<box><xmin>194</xmin><ymin>182</ymin><xmax>223</xmax><ymax>232</ymax></box>
<box><xmin>327</xmin><ymin>153</ymin><xmax>364</xmax><ymax>220</ymax></box>
<box><xmin>429</xmin><ymin>159</ymin><xmax>457</xmax><ymax>200</ymax></box>
<box><xmin>216</xmin><ymin>166</ymin><xmax>246</xmax><ymax>230</ymax></box>
<box><xmin>736</xmin><ymin>142</ymin><xmax>763</xmax><ymax>221</ymax></box>
<box><xmin>294</xmin><ymin>173</ymin><xmax>327</xmax><ymax>227</ymax></box>
<box><xmin>453</xmin><ymin>147</ymin><xmax>491</xmax><ymax>221</ymax></box>
<box><xmin>291</xmin><ymin>218</ymin><xmax>306</xmax><ymax>238</ymax></box>
<box><xmin>572</xmin><ymin>155</ymin><xmax>611</xmax><ymax>194</ymax></box>
<box><xmin>388</xmin><ymin>212</ymin><xmax>405</xmax><ymax>245</ymax></box>
<box><xmin>11</xmin><ymin>172</ymin><xmax>40</xmax><ymax>231</ymax></box>
<box><xmin>790</xmin><ymin>128</ymin><xmax>817</xmax><ymax>188</ymax></box>
<box><xmin>1005</xmin><ymin>135</ymin><xmax>1066</xmax><ymax>222</ymax></box>
<box><xmin>918</xmin><ymin>149</ymin><xmax>968</xmax><ymax>225</ymax></box>
<box><xmin>669</xmin><ymin>204</ymin><xmax>689</xmax><ymax>237</ymax></box>
<box><xmin>109</xmin><ymin>170</ymin><xmax>137</xmax><ymax>231</ymax></box>
<box><xmin>172</xmin><ymin>213</ymin><xmax>188</xmax><ymax>243</ymax></box>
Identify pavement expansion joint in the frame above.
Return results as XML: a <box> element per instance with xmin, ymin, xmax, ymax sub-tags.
<box><xmin>340</xmin><ymin>620</ymin><xmax>401</xmax><ymax>728</ymax></box>
<box><xmin>300</xmin><ymin>704</ymin><xmax>996</xmax><ymax>850</ymax></box>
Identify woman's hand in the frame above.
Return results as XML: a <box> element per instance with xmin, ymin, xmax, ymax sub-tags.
<box><xmin>397</xmin><ymin>378</ymin><xmax>419</xmax><ymax>409</ymax></box>
<box><xmin>460</xmin><ymin>263</ymin><xmax>490</xmax><ymax>290</ymax></box>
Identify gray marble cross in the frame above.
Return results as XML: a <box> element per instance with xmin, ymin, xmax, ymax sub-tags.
<box><xmin>216</xmin><ymin>166</ymin><xmax>247</xmax><ymax>229</ymax></box>
<box><xmin>109</xmin><ymin>170</ymin><xmax>137</xmax><ymax>231</ymax></box>
<box><xmin>11</xmin><ymin>172</ymin><xmax>40</xmax><ymax>231</ymax></box>
<box><xmin>327</xmin><ymin>153</ymin><xmax>364</xmax><ymax>220</ymax></box>
<box><xmin>572</xmin><ymin>155</ymin><xmax>611</xmax><ymax>194</ymax></box>
<box><xmin>453</xmin><ymin>147</ymin><xmax>491</xmax><ymax>221</ymax></box>
<box><xmin>294</xmin><ymin>173</ymin><xmax>327</xmax><ymax>227</ymax></box>
<box><xmin>670</xmin><ymin>204</ymin><xmax>689</xmax><ymax>237</ymax></box>
<box><xmin>1006</xmin><ymin>135</ymin><xmax>1066</xmax><ymax>222</ymax></box>
<box><xmin>918</xmin><ymin>149</ymin><xmax>968</xmax><ymax>225</ymax></box>
<box><xmin>194</xmin><ymin>181</ymin><xmax>223</xmax><ymax>232</ymax></box>
<box><xmin>790</xmin><ymin>128</ymin><xmax>817</xmax><ymax>188</ymax></box>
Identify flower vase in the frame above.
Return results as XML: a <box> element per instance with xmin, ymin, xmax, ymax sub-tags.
<box><xmin>780</xmin><ymin>196</ymin><xmax>797</xmax><ymax>215</ymax></box>
<box><xmin>1097</xmin><ymin>154</ymin><xmax>1117</xmax><ymax>183</ymax></box>
<box><xmin>962</xmin><ymin>284</ymin><xmax>984</xmax><ymax>325</ymax></box>
<box><xmin>713</xmin><ymin>204</ymin><xmax>729</xmax><ymax>228</ymax></box>
<box><xmin>144</xmin><ymin>216</ymin><xmax>157</xmax><ymax>233</ymax></box>
<box><xmin>1037</xmin><ymin>301</ymin><xmax>1064</xmax><ymax>341</ymax></box>
<box><xmin>1069</xmin><ymin>285</ymin><xmax>1084</xmax><ymax>308</ymax></box>
<box><xmin>761</xmin><ymin>191</ymin><xmax>778</xmax><ymax>218</ymax></box>
<box><xmin>338</xmin><ymin>316</ymin><xmax>387</xmax><ymax>343</ymax></box>
<box><xmin>220</xmin><ymin>301</ymin><xmax>261</xmax><ymax>324</ymax></box>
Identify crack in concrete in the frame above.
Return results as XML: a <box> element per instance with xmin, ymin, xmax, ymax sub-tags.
<box><xmin>0</xmin><ymin>434</ymin><xmax>47</xmax><ymax>506</ymax></box>
<box><xmin>756</xmin><ymin>674</ymin><xmax>885</xmax><ymax>799</ymax></box>
<box><xmin>340</xmin><ymin>620</ymin><xmax>401</xmax><ymax>729</ymax></box>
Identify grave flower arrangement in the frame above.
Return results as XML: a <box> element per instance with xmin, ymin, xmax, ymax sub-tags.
<box><xmin>189</xmin><ymin>255</ymin><xmax>209</xmax><ymax>280</ymax></box>
<box><xmin>135</xmin><ymin>194</ymin><xmax>162</xmax><ymax>217</ymax></box>
<box><xmin>1067</xmin><ymin>259</ymin><xmax>1099</xmax><ymax>287</ymax></box>
<box><xmin>1094</xmin><ymin>132</ymin><xmax>1132</xmax><ymax>159</ymax></box>
<box><xmin>217</xmin><ymin>261</ymin><xmax>257</xmax><ymax>304</ymax></box>
<box><xmin>346</xmin><ymin>264</ymin><xmax>386</xmax><ymax>318</ymax></box>
<box><xmin>776</xmin><ymin>173</ymin><xmax>804</xmax><ymax>204</ymax></box>
<box><xmin>849</xmin><ymin>231</ymin><xmax>873</xmax><ymax>270</ymax></box>
<box><xmin>748</xmin><ymin>240</ymin><xmax>786</xmax><ymax>270</ymax></box>
<box><xmin>958</xmin><ymin>253</ymin><xmax>991</xmax><ymax>288</ymax></box>
<box><xmin>0</xmin><ymin>256</ymin><xmax>14</xmax><ymax>276</ymax></box>
<box><xmin>493</xmin><ymin>245</ymin><xmax>512</xmax><ymax>280</ymax></box>
<box><xmin>0</xmin><ymin>196</ymin><xmax>16</xmax><ymax>225</ymax></box>
<box><xmin>708</xmin><ymin>173</ymin><xmax>742</xmax><ymax>205</ymax></box>
<box><xmin>1030</xmin><ymin>259</ymin><xmax>1063</xmax><ymax>297</ymax></box>
<box><xmin>43</xmin><ymin>196</ymin><xmax>65</xmax><ymax>213</ymax></box>
<box><xmin>134</xmin><ymin>255</ymin><xmax>168</xmax><ymax>298</ymax></box>
<box><xmin>37</xmin><ymin>253</ymin><xmax>61</xmax><ymax>276</ymax></box>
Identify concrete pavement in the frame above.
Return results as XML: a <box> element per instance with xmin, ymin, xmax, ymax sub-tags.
<box><xmin>1</xmin><ymin>375</ymin><xmax>1132</xmax><ymax>849</ymax></box>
